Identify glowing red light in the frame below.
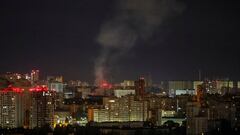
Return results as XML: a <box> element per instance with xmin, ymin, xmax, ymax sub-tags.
<box><xmin>100</xmin><ymin>80</ymin><xmax>112</xmax><ymax>89</ymax></box>
<box><xmin>1</xmin><ymin>85</ymin><xmax>24</xmax><ymax>93</ymax></box>
<box><xmin>29</xmin><ymin>85</ymin><xmax>48</xmax><ymax>92</ymax></box>
<box><xmin>102</xmin><ymin>83</ymin><xmax>108</xmax><ymax>87</ymax></box>
<box><xmin>108</xmin><ymin>84</ymin><xmax>112</xmax><ymax>89</ymax></box>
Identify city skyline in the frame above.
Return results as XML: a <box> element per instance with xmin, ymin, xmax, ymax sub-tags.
<box><xmin>1</xmin><ymin>0</ymin><xmax>240</xmax><ymax>83</ymax></box>
<box><xmin>1</xmin><ymin>1</ymin><xmax>240</xmax><ymax>134</ymax></box>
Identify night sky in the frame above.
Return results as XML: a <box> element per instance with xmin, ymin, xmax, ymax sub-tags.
<box><xmin>1</xmin><ymin>0</ymin><xmax>240</xmax><ymax>83</ymax></box>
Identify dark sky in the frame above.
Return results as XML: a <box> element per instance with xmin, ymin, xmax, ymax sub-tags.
<box><xmin>1</xmin><ymin>0</ymin><xmax>240</xmax><ymax>83</ymax></box>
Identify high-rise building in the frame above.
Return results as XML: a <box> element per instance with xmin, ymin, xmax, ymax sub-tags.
<box><xmin>168</xmin><ymin>81</ymin><xmax>194</xmax><ymax>97</ymax></box>
<box><xmin>186</xmin><ymin>101</ymin><xmax>208</xmax><ymax>135</ymax></box>
<box><xmin>88</xmin><ymin>95</ymin><xmax>148</xmax><ymax>122</ymax></box>
<box><xmin>30</xmin><ymin>70</ymin><xmax>39</xmax><ymax>84</ymax></box>
<box><xmin>134</xmin><ymin>77</ymin><xmax>145</xmax><ymax>97</ymax></box>
<box><xmin>0</xmin><ymin>86</ymin><xmax>24</xmax><ymax>128</ymax></box>
<box><xmin>47</xmin><ymin>76</ymin><xmax>63</xmax><ymax>83</ymax></box>
<box><xmin>113</xmin><ymin>89</ymin><xmax>135</xmax><ymax>98</ymax></box>
<box><xmin>48</xmin><ymin>82</ymin><xmax>63</xmax><ymax>93</ymax></box>
<box><xmin>29</xmin><ymin>86</ymin><xmax>55</xmax><ymax>128</ymax></box>
<box><xmin>77</xmin><ymin>87</ymin><xmax>91</xmax><ymax>99</ymax></box>
<box><xmin>120</xmin><ymin>80</ymin><xmax>135</xmax><ymax>88</ymax></box>
<box><xmin>193</xmin><ymin>81</ymin><xmax>203</xmax><ymax>91</ymax></box>
<box><xmin>186</xmin><ymin>88</ymin><xmax>237</xmax><ymax>135</ymax></box>
<box><xmin>168</xmin><ymin>81</ymin><xmax>193</xmax><ymax>91</ymax></box>
<box><xmin>202</xmin><ymin>80</ymin><xmax>234</xmax><ymax>94</ymax></box>
<box><xmin>25</xmin><ymin>73</ymin><xmax>31</xmax><ymax>80</ymax></box>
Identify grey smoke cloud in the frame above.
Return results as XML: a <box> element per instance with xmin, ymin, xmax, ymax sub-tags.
<box><xmin>97</xmin><ymin>22</ymin><xmax>137</xmax><ymax>49</ymax></box>
<box><xmin>95</xmin><ymin>0</ymin><xmax>185</xmax><ymax>84</ymax></box>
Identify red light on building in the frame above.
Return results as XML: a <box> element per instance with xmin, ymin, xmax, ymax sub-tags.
<box><xmin>11</xmin><ymin>87</ymin><xmax>24</xmax><ymax>93</ymax></box>
<box><xmin>29</xmin><ymin>85</ymin><xmax>48</xmax><ymax>92</ymax></box>
<box><xmin>102</xmin><ymin>82</ymin><xmax>108</xmax><ymax>87</ymax></box>
<box><xmin>1</xmin><ymin>85</ymin><xmax>24</xmax><ymax>93</ymax></box>
<box><xmin>100</xmin><ymin>80</ymin><xmax>112</xmax><ymax>89</ymax></box>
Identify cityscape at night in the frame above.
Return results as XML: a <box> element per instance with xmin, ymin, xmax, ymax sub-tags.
<box><xmin>1</xmin><ymin>0</ymin><xmax>240</xmax><ymax>135</ymax></box>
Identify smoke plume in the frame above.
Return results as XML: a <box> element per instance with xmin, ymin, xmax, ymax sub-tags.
<box><xmin>95</xmin><ymin>0</ymin><xmax>185</xmax><ymax>84</ymax></box>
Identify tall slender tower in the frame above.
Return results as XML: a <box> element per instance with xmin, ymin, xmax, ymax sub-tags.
<box><xmin>135</xmin><ymin>77</ymin><xmax>145</xmax><ymax>97</ymax></box>
<box><xmin>30</xmin><ymin>70</ymin><xmax>39</xmax><ymax>84</ymax></box>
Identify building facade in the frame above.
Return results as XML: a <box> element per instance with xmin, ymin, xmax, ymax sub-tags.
<box><xmin>0</xmin><ymin>87</ymin><xmax>24</xmax><ymax>128</ymax></box>
<box><xmin>88</xmin><ymin>95</ymin><xmax>148</xmax><ymax>122</ymax></box>
<box><xmin>135</xmin><ymin>78</ymin><xmax>145</xmax><ymax>97</ymax></box>
<box><xmin>30</xmin><ymin>86</ymin><xmax>55</xmax><ymax>128</ymax></box>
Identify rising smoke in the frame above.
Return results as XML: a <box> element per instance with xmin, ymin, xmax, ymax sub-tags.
<box><xmin>95</xmin><ymin>0</ymin><xmax>185</xmax><ymax>84</ymax></box>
